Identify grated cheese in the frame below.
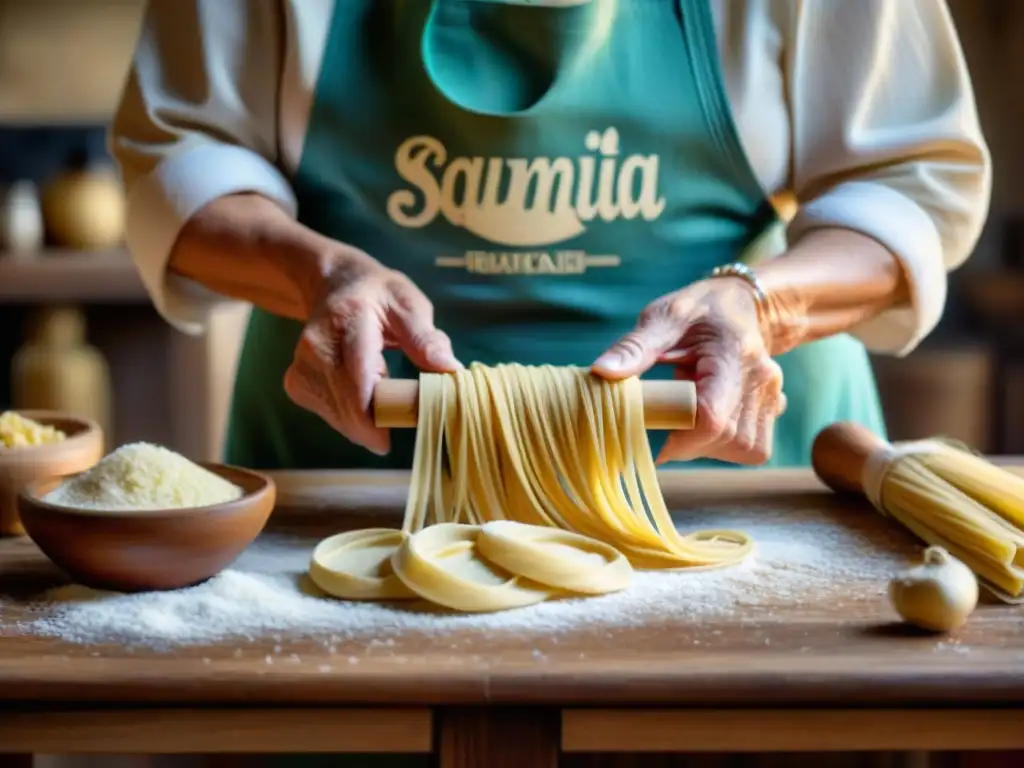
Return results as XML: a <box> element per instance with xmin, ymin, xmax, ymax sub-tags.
<box><xmin>0</xmin><ymin>411</ymin><xmax>66</xmax><ymax>449</ymax></box>
<box><xmin>44</xmin><ymin>442</ymin><xmax>243</xmax><ymax>511</ymax></box>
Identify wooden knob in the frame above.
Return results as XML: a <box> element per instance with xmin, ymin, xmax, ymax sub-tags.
<box><xmin>811</xmin><ymin>422</ymin><xmax>891</xmax><ymax>495</ymax></box>
<box><xmin>373</xmin><ymin>377</ymin><xmax>698</xmax><ymax>431</ymax></box>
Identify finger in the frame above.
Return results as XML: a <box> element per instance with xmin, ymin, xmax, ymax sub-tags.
<box><xmin>758</xmin><ymin>362</ymin><xmax>784</xmax><ymax>456</ymax></box>
<box><xmin>387</xmin><ymin>293</ymin><xmax>463</xmax><ymax>372</ymax></box>
<box><xmin>709</xmin><ymin>356</ymin><xmax>782</xmax><ymax>464</ymax></box>
<box><xmin>687</xmin><ymin>353</ymin><xmax>745</xmax><ymax>447</ymax></box>
<box><xmin>655</xmin><ymin>355</ymin><xmax>742</xmax><ymax>463</ymax></box>
<box><xmin>753</xmin><ymin>357</ymin><xmax>786</xmax><ymax>417</ymax></box>
<box><xmin>284</xmin><ymin>329</ymin><xmax>386</xmax><ymax>454</ymax></box>
<box><xmin>665</xmin><ymin>361</ymin><xmax>698</xmax><ymax>387</ymax></box>
<box><xmin>758</xmin><ymin>403</ymin><xmax>778</xmax><ymax>462</ymax></box>
<box><xmin>284</xmin><ymin>351</ymin><xmax>342</xmax><ymax>430</ymax></box>
<box><xmin>659</xmin><ymin>396</ymin><xmax>743</xmax><ymax>465</ymax></box>
<box><xmin>592</xmin><ymin>304</ymin><xmax>681</xmax><ymax>379</ymax></box>
<box><xmin>656</xmin><ymin>429</ymin><xmax>695</xmax><ymax>466</ymax></box>
<box><xmin>716</xmin><ymin>357</ymin><xmax>783</xmax><ymax>464</ymax></box>
<box><xmin>337</xmin><ymin>312</ymin><xmax>391</xmax><ymax>455</ymax></box>
<box><xmin>727</xmin><ymin>398</ymin><xmax>762</xmax><ymax>464</ymax></box>
<box><xmin>703</xmin><ymin>395</ymin><xmax>768</xmax><ymax>466</ymax></box>
<box><xmin>658</xmin><ymin>347</ymin><xmax>697</xmax><ymax>365</ymax></box>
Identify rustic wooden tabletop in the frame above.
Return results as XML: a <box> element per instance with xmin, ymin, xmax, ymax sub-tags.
<box><xmin>0</xmin><ymin>468</ymin><xmax>1022</xmax><ymax>763</ymax></box>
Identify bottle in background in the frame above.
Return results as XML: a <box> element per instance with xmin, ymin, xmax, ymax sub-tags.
<box><xmin>12</xmin><ymin>305</ymin><xmax>113</xmax><ymax>450</ymax></box>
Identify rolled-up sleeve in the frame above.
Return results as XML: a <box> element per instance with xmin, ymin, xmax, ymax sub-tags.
<box><xmin>783</xmin><ymin>0</ymin><xmax>991</xmax><ymax>356</ymax></box>
<box><xmin>109</xmin><ymin>0</ymin><xmax>296</xmax><ymax>335</ymax></box>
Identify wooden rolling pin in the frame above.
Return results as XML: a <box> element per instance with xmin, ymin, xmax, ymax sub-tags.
<box><xmin>810</xmin><ymin>422</ymin><xmax>887</xmax><ymax>495</ymax></box>
<box><xmin>373</xmin><ymin>378</ymin><xmax>698</xmax><ymax>430</ymax></box>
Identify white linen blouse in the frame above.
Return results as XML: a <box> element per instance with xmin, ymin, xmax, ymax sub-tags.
<box><xmin>110</xmin><ymin>0</ymin><xmax>992</xmax><ymax>356</ymax></box>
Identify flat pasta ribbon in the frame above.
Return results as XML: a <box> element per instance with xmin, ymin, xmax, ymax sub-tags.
<box><xmin>311</xmin><ymin>364</ymin><xmax>753</xmax><ymax>613</ymax></box>
<box><xmin>403</xmin><ymin>364</ymin><xmax>753</xmax><ymax>570</ymax></box>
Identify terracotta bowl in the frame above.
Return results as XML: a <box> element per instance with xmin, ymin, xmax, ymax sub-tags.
<box><xmin>18</xmin><ymin>464</ymin><xmax>276</xmax><ymax>592</ymax></box>
<box><xmin>0</xmin><ymin>411</ymin><xmax>104</xmax><ymax>537</ymax></box>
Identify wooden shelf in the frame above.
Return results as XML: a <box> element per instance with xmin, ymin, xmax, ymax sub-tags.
<box><xmin>0</xmin><ymin>249</ymin><xmax>147</xmax><ymax>303</ymax></box>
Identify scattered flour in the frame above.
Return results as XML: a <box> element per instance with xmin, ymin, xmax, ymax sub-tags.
<box><xmin>5</xmin><ymin>508</ymin><xmax>914</xmax><ymax>649</ymax></box>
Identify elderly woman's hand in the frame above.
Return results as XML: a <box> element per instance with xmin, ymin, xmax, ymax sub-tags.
<box><xmin>592</xmin><ymin>277</ymin><xmax>786</xmax><ymax>466</ymax></box>
<box><xmin>284</xmin><ymin>249</ymin><xmax>462</xmax><ymax>456</ymax></box>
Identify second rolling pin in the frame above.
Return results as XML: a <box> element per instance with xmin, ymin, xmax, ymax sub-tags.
<box><xmin>374</xmin><ymin>378</ymin><xmax>698</xmax><ymax>431</ymax></box>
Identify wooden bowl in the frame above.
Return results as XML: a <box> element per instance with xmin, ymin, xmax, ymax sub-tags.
<box><xmin>18</xmin><ymin>464</ymin><xmax>276</xmax><ymax>592</ymax></box>
<box><xmin>0</xmin><ymin>411</ymin><xmax>104</xmax><ymax>537</ymax></box>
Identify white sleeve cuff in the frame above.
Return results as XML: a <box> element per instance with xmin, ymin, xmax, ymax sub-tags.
<box><xmin>786</xmin><ymin>181</ymin><xmax>947</xmax><ymax>357</ymax></box>
<box><xmin>125</xmin><ymin>143</ymin><xmax>298</xmax><ymax>335</ymax></box>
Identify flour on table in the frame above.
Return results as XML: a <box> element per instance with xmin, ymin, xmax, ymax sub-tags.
<box><xmin>5</xmin><ymin>508</ymin><xmax>913</xmax><ymax>648</ymax></box>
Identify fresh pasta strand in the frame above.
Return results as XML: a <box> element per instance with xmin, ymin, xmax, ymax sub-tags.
<box><xmin>400</xmin><ymin>363</ymin><xmax>753</xmax><ymax>572</ymax></box>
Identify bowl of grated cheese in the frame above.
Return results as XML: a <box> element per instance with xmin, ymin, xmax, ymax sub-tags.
<box><xmin>17</xmin><ymin>442</ymin><xmax>276</xmax><ymax>592</ymax></box>
<box><xmin>0</xmin><ymin>410</ymin><xmax>104</xmax><ymax>536</ymax></box>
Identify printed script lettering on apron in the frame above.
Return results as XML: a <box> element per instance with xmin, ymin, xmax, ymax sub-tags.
<box><xmin>385</xmin><ymin>127</ymin><xmax>665</xmax><ymax>275</ymax></box>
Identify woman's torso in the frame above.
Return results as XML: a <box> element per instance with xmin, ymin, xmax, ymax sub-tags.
<box><xmin>224</xmin><ymin>0</ymin><xmax>885</xmax><ymax>471</ymax></box>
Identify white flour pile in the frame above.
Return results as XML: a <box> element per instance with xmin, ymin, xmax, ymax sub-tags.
<box><xmin>45</xmin><ymin>442</ymin><xmax>243</xmax><ymax>510</ymax></box>
<box><xmin>7</xmin><ymin>508</ymin><xmax>913</xmax><ymax>648</ymax></box>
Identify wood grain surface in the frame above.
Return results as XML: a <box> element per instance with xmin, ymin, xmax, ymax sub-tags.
<box><xmin>0</xmin><ymin>250</ymin><xmax>145</xmax><ymax>302</ymax></box>
<box><xmin>562</xmin><ymin>710</ymin><xmax>1024</xmax><ymax>752</ymax></box>
<box><xmin>0</xmin><ymin>708</ymin><xmax>432</xmax><ymax>754</ymax></box>
<box><xmin>0</xmin><ymin>466</ymin><xmax>1022</xmax><ymax>713</ymax></box>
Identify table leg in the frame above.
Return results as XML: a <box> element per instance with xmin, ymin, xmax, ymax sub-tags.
<box><xmin>436</xmin><ymin>707</ymin><xmax>559</xmax><ymax>768</ymax></box>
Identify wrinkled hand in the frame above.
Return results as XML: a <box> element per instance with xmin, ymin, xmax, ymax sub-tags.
<box><xmin>592</xmin><ymin>278</ymin><xmax>786</xmax><ymax>465</ymax></box>
<box><xmin>284</xmin><ymin>250</ymin><xmax>461</xmax><ymax>455</ymax></box>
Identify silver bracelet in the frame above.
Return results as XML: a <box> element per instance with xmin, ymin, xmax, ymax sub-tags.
<box><xmin>707</xmin><ymin>262</ymin><xmax>767</xmax><ymax>304</ymax></box>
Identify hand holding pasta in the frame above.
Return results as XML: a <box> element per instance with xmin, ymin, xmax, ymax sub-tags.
<box><xmin>284</xmin><ymin>256</ymin><xmax>462</xmax><ymax>455</ymax></box>
<box><xmin>592</xmin><ymin>278</ymin><xmax>785</xmax><ymax>466</ymax></box>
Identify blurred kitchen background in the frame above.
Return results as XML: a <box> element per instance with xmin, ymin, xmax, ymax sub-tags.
<box><xmin>0</xmin><ymin>0</ymin><xmax>1021</xmax><ymax>461</ymax></box>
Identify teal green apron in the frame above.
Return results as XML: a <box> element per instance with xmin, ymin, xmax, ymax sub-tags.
<box><xmin>226</xmin><ymin>0</ymin><xmax>885</xmax><ymax>471</ymax></box>
<box><xmin>225</xmin><ymin>1</ymin><xmax>885</xmax><ymax>764</ymax></box>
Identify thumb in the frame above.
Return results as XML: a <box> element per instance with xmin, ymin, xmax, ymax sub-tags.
<box><xmin>592</xmin><ymin>310</ymin><xmax>682</xmax><ymax>379</ymax></box>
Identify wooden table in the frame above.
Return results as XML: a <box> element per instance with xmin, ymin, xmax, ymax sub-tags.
<box><xmin>1</xmin><ymin>468</ymin><xmax>1023</xmax><ymax>767</ymax></box>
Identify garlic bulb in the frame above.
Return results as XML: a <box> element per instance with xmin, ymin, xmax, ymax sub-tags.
<box><xmin>888</xmin><ymin>546</ymin><xmax>978</xmax><ymax>632</ymax></box>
